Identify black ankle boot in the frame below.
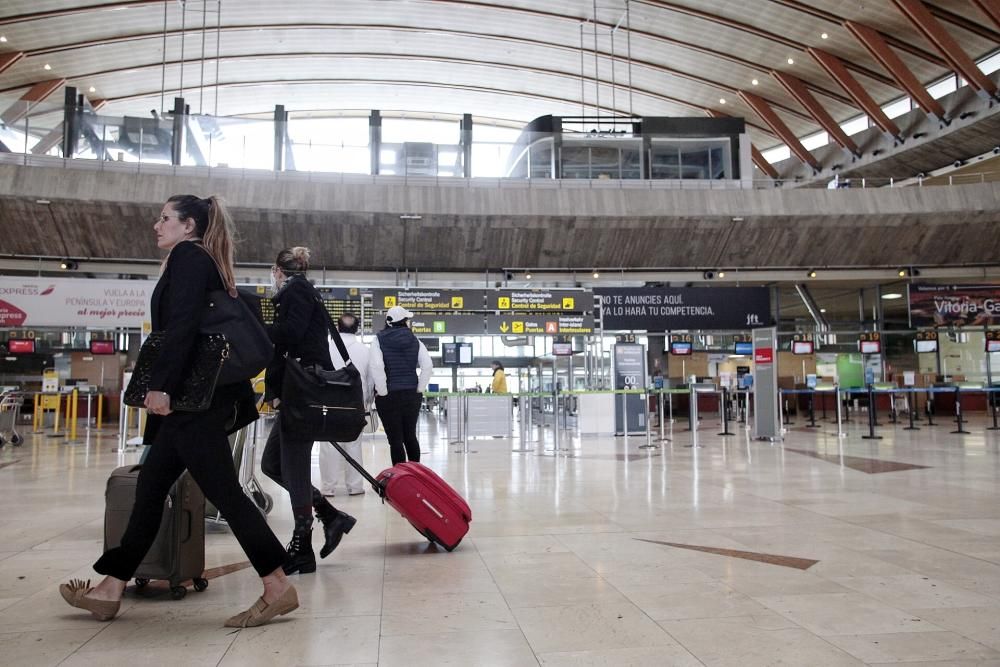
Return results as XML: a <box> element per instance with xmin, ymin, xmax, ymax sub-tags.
<box><xmin>282</xmin><ymin>514</ymin><xmax>316</xmax><ymax>575</ymax></box>
<box><xmin>313</xmin><ymin>494</ymin><xmax>357</xmax><ymax>559</ymax></box>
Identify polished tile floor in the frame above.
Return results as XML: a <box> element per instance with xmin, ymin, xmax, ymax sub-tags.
<box><xmin>2</xmin><ymin>410</ymin><xmax>1000</xmax><ymax>666</ymax></box>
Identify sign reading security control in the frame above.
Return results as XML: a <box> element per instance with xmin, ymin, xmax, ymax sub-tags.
<box><xmin>495</xmin><ymin>290</ymin><xmax>589</xmax><ymax>312</ymax></box>
<box><xmin>371</xmin><ymin>289</ymin><xmax>487</xmax><ymax>312</ymax></box>
<box><xmin>486</xmin><ymin>315</ymin><xmax>595</xmax><ymax>336</ymax></box>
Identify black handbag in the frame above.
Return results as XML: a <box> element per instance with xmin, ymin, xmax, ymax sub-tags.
<box><xmin>123</xmin><ymin>332</ymin><xmax>229</xmax><ymax>412</ymax></box>
<box><xmin>278</xmin><ymin>301</ymin><xmax>367</xmax><ymax>442</ymax></box>
<box><xmin>202</xmin><ymin>288</ymin><xmax>273</xmax><ymax>385</ymax></box>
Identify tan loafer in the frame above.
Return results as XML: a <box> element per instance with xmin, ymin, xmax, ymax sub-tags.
<box><xmin>224</xmin><ymin>585</ymin><xmax>298</xmax><ymax>628</ymax></box>
<box><xmin>59</xmin><ymin>579</ymin><xmax>121</xmax><ymax>622</ymax></box>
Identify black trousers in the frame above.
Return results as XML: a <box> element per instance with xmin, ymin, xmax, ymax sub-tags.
<box><xmin>261</xmin><ymin>411</ymin><xmax>328</xmax><ymax>512</ymax></box>
<box><xmin>376</xmin><ymin>390</ymin><xmax>422</xmax><ymax>465</ymax></box>
<box><xmin>95</xmin><ymin>396</ymin><xmax>286</xmax><ymax>580</ymax></box>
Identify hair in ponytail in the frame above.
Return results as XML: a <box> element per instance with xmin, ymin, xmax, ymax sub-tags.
<box><xmin>275</xmin><ymin>246</ymin><xmax>311</xmax><ymax>275</ymax></box>
<box><xmin>167</xmin><ymin>194</ymin><xmax>237</xmax><ymax>294</ymax></box>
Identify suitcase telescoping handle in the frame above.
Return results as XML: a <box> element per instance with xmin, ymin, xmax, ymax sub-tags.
<box><xmin>328</xmin><ymin>440</ymin><xmax>386</xmax><ymax>498</ymax></box>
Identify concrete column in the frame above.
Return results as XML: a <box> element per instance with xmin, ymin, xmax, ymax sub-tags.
<box><xmin>369</xmin><ymin>110</ymin><xmax>382</xmax><ymax>176</ymax></box>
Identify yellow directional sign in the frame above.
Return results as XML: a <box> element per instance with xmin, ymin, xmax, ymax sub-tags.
<box><xmin>512</xmin><ymin>321</ymin><xmax>524</xmax><ymax>334</ymax></box>
<box><xmin>383</xmin><ymin>296</ymin><xmax>397</xmax><ymax>308</ymax></box>
<box><xmin>562</xmin><ymin>297</ymin><xmax>575</xmax><ymax>310</ymax></box>
<box><xmin>498</xmin><ymin>296</ymin><xmax>511</xmax><ymax>309</ymax></box>
<box><xmin>451</xmin><ymin>296</ymin><xmax>464</xmax><ymax>309</ymax></box>
<box><xmin>500</xmin><ymin>322</ymin><xmax>510</xmax><ymax>333</ymax></box>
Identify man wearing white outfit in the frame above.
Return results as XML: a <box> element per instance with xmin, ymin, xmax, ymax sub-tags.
<box><xmin>318</xmin><ymin>314</ymin><xmax>374</xmax><ymax>496</ymax></box>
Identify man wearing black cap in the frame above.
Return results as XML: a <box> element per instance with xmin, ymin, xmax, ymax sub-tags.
<box><xmin>369</xmin><ymin>306</ymin><xmax>433</xmax><ymax>465</ymax></box>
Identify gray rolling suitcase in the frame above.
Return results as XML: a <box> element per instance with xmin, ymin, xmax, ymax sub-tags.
<box><xmin>104</xmin><ymin>465</ymin><xmax>208</xmax><ymax>599</ymax></box>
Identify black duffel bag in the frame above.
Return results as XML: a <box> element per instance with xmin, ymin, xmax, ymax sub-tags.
<box><xmin>278</xmin><ymin>306</ymin><xmax>367</xmax><ymax>442</ymax></box>
<box><xmin>204</xmin><ymin>287</ymin><xmax>273</xmax><ymax>385</ymax></box>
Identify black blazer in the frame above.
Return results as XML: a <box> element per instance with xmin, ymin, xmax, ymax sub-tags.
<box><xmin>264</xmin><ymin>274</ymin><xmax>333</xmax><ymax>400</ymax></box>
<box><xmin>143</xmin><ymin>240</ymin><xmax>257</xmax><ymax>443</ymax></box>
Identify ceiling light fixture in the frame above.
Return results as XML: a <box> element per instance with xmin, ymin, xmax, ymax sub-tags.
<box><xmin>898</xmin><ymin>269</ymin><xmax>907</xmax><ymax>277</ymax></box>
<box><xmin>751</xmin><ymin>78</ymin><xmax>759</xmax><ymax>86</ymax></box>
<box><xmin>525</xmin><ymin>272</ymin><xmax>532</xmax><ymax>280</ymax></box>
<box><xmin>787</xmin><ymin>57</ymin><xmax>795</xmax><ymax>65</ymax></box>
<box><xmin>718</xmin><ymin>271</ymin><xmax>726</xmax><ymax>278</ymax></box>
<box><xmin>0</xmin><ymin>36</ymin><xmax>7</xmax><ymax>43</ymax></box>
<box><xmin>592</xmin><ymin>271</ymin><xmax>600</xmax><ymax>279</ymax></box>
<box><xmin>719</xmin><ymin>98</ymin><xmax>726</xmax><ymax>105</ymax></box>
<box><xmin>88</xmin><ymin>86</ymin><xmax>96</xmax><ymax>93</ymax></box>
<box><xmin>821</xmin><ymin>32</ymin><xmax>829</xmax><ymax>39</ymax></box>
<box><xmin>881</xmin><ymin>292</ymin><xmax>903</xmax><ymax>300</ymax></box>
<box><xmin>43</xmin><ymin>63</ymin><xmax>52</xmax><ymax>70</ymax></box>
<box><xmin>60</xmin><ymin>259</ymin><xmax>78</xmax><ymax>271</ymax></box>
<box><xmin>808</xmin><ymin>270</ymin><xmax>817</xmax><ymax>278</ymax></box>
<box><xmin>819</xmin><ymin>308</ymin><xmax>827</xmax><ymax>313</ymax></box>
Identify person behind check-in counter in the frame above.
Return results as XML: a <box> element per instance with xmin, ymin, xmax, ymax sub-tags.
<box><xmin>369</xmin><ymin>306</ymin><xmax>433</xmax><ymax>465</ymax></box>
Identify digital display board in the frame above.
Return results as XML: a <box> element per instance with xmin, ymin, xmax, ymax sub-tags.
<box><xmin>552</xmin><ymin>342</ymin><xmax>573</xmax><ymax>356</ymax></box>
<box><xmin>7</xmin><ymin>339</ymin><xmax>34</xmax><ymax>354</ymax></box>
<box><xmin>987</xmin><ymin>339</ymin><xmax>1000</xmax><ymax>353</ymax></box>
<box><xmin>792</xmin><ymin>341</ymin><xmax>814</xmax><ymax>355</ymax></box>
<box><xmin>90</xmin><ymin>340</ymin><xmax>115</xmax><ymax>355</ymax></box>
<box><xmin>860</xmin><ymin>340</ymin><xmax>881</xmax><ymax>354</ymax></box>
<box><xmin>442</xmin><ymin>342</ymin><xmax>473</xmax><ymax>365</ymax></box>
<box><xmin>733</xmin><ymin>341</ymin><xmax>753</xmax><ymax>355</ymax></box>
<box><xmin>670</xmin><ymin>341</ymin><xmax>692</xmax><ymax>356</ymax></box>
<box><xmin>915</xmin><ymin>339</ymin><xmax>938</xmax><ymax>353</ymax></box>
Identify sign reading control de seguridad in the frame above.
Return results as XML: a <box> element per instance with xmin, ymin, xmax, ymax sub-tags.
<box><xmin>595</xmin><ymin>287</ymin><xmax>771</xmax><ymax>331</ymax></box>
<box><xmin>371</xmin><ymin>289</ymin><xmax>487</xmax><ymax>312</ymax></box>
<box><xmin>494</xmin><ymin>290</ymin><xmax>588</xmax><ymax>312</ymax></box>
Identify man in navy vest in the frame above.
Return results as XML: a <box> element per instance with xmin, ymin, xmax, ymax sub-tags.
<box><xmin>370</xmin><ymin>306</ymin><xmax>434</xmax><ymax>465</ymax></box>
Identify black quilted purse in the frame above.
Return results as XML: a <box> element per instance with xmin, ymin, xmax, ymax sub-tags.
<box><xmin>123</xmin><ymin>332</ymin><xmax>229</xmax><ymax>412</ymax></box>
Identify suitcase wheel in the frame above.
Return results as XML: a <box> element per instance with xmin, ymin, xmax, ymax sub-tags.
<box><xmin>10</xmin><ymin>433</ymin><xmax>22</xmax><ymax>446</ymax></box>
<box><xmin>134</xmin><ymin>578</ymin><xmax>150</xmax><ymax>589</ymax></box>
<box><xmin>193</xmin><ymin>578</ymin><xmax>209</xmax><ymax>592</ymax></box>
<box><xmin>170</xmin><ymin>586</ymin><xmax>187</xmax><ymax>600</ymax></box>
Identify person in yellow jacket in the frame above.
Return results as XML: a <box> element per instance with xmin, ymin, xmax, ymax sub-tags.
<box><xmin>490</xmin><ymin>360</ymin><xmax>508</xmax><ymax>394</ymax></box>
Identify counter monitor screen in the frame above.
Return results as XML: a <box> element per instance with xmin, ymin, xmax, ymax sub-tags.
<box><xmin>670</xmin><ymin>341</ymin><xmax>693</xmax><ymax>356</ymax></box>
<box><xmin>7</xmin><ymin>339</ymin><xmax>34</xmax><ymax>355</ymax></box>
<box><xmin>915</xmin><ymin>339</ymin><xmax>938</xmax><ymax>353</ymax></box>
<box><xmin>733</xmin><ymin>341</ymin><xmax>753</xmax><ymax>355</ymax></box>
<box><xmin>860</xmin><ymin>340</ymin><xmax>881</xmax><ymax>354</ymax></box>
<box><xmin>90</xmin><ymin>340</ymin><xmax>115</xmax><ymax>355</ymax></box>
<box><xmin>552</xmin><ymin>342</ymin><xmax>573</xmax><ymax>356</ymax></box>
<box><xmin>987</xmin><ymin>339</ymin><xmax>1000</xmax><ymax>353</ymax></box>
<box><xmin>442</xmin><ymin>342</ymin><xmax>473</xmax><ymax>365</ymax></box>
<box><xmin>792</xmin><ymin>341</ymin><xmax>814</xmax><ymax>355</ymax></box>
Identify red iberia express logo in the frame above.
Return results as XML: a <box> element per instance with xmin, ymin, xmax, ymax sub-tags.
<box><xmin>0</xmin><ymin>299</ymin><xmax>28</xmax><ymax>326</ymax></box>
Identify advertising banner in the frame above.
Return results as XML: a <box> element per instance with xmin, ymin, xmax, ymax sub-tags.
<box><xmin>594</xmin><ymin>287</ymin><xmax>771</xmax><ymax>331</ymax></box>
<box><xmin>909</xmin><ymin>284</ymin><xmax>1000</xmax><ymax>328</ymax></box>
<box><xmin>0</xmin><ymin>277</ymin><xmax>155</xmax><ymax>328</ymax></box>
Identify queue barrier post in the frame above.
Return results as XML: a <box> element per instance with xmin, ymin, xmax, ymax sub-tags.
<box><xmin>96</xmin><ymin>393</ymin><xmax>104</xmax><ymax>430</ymax></box>
<box><xmin>639</xmin><ymin>391</ymin><xmax>658</xmax><ymax>449</ymax></box>
<box><xmin>717</xmin><ymin>388</ymin><xmax>734</xmax><ymax>436</ymax></box>
<box><xmin>950</xmin><ymin>387</ymin><xmax>970</xmax><ymax>435</ymax></box>
<box><xmin>806</xmin><ymin>391</ymin><xmax>819</xmax><ymax>428</ymax></box>
<box><xmin>925</xmin><ymin>390</ymin><xmax>936</xmax><ymax>426</ymax></box>
<box><xmin>835</xmin><ymin>387</ymin><xmax>845</xmax><ymax>439</ymax></box>
<box><xmin>68</xmin><ymin>389</ymin><xmax>78</xmax><ymax>442</ymax></box>
<box><xmin>32</xmin><ymin>393</ymin><xmax>42</xmax><ymax>433</ymax></box>
<box><xmin>988</xmin><ymin>389</ymin><xmax>1000</xmax><ymax>431</ymax></box>
<box><xmin>904</xmin><ymin>389</ymin><xmax>920</xmax><ymax>431</ymax></box>
<box><xmin>861</xmin><ymin>385</ymin><xmax>883</xmax><ymax>440</ymax></box>
<box><xmin>52</xmin><ymin>394</ymin><xmax>62</xmax><ymax>437</ymax></box>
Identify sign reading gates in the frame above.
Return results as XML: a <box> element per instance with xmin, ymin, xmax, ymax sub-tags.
<box><xmin>0</xmin><ymin>277</ymin><xmax>155</xmax><ymax>328</ymax></box>
<box><xmin>486</xmin><ymin>314</ymin><xmax>595</xmax><ymax>336</ymax></box>
<box><xmin>494</xmin><ymin>289</ymin><xmax>590</xmax><ymax>312</ymax></box>
<box><xmin>909</xmin><ymin>284</ymin><xmax>1000</xmax><ymax>328</ymax></box>
<box><xmin>371</xmin><ymin>289</ymin><xmax>487</xmax><ymax>312</ymax></box>
<box><xmin>595</xmin><ymin>287</ymin><xmax>771</xmax><ymax>331</ymax></box>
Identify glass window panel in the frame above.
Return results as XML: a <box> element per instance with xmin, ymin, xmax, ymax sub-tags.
<box><xmin>762</xmin><ymin>145</ymin><xmax>790</xmax><ymax>163</ymax></box>
<box><xmin>560</xmin><ymin>144</ymin><xmax>591</xmax><ymax>179</ymax></box>
<box><xmin>589</xmin><ymin>145</ymin><xmax>621</xmax><ymax>179</ymax></box>
<box><xmin>927</xmin><ymin>76</ymin><xmax>956</xmax><ymax>100</ymax></box>
<box><xmin>801</xmin><ymin>131</ymin><xmax>829</xmax><ymax>151</ymax></box>
<box><xmin>529</xmin><ymin>143</ymin><xmax>553</xmax><ymax>178</ymax></box>
<box><xmin>840</xmin><ymin>115</ymin><xmax>870</xmax><ymax>137</ymax></box>
<box><xmin>882</xmin><ymin>97</ymin><xmax>912</xmax><ymax>119</ymax></box>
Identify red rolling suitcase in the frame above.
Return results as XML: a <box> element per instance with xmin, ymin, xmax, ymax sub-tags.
<box><xmin>330</xmin><ymin>442</ymin><xmax>471</xmax><ymax>551</ymax></box>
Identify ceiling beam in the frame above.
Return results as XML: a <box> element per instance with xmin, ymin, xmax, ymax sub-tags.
<box><xmin>972</xmin><ymin>0</ymin><xmax>1000</xmax><ymax>29</ymax></box>
<box><xmin>844</xmin><ymin>20</ymin><xmax>948</xmax><ymax>121</ymax></box>
<box><xmin>0</xmin><ymin>78</ymin><xmax>65</xmax><ymax>125</ymax></box>
<box><xmin>929</xmin><ymin>2</ymin><xmax>1000</xmax><ymax>41</ymax></box>
<box><xmin>771</xmin><ymin>70</ymin><xmax>860</xmax><ymax>156</ymax></box>
<box><xmin>738</xmin><ymin>91</ymin><xmax>819</xmax><ymax>169</ymax></box>
<box><xmin>891</xmin><ymin>0</ymin><xmax>998</xmax><ymax>98</ymax></box>
<box><xmin>705</xmin><ymin>108</ymin><xmax>778</xmax><ymax>178</ymax></box>
<box><xmin>0</xmin><ymin>51</ymin><xmax>24</xmax><ymax>75</ymax></box>
<box><xmin>808</xmin><ymin>48</ymin><xmax>902</xmax><ymax>141</ymax></box>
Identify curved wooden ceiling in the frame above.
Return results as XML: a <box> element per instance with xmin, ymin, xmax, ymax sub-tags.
<box><xmin>0</xmin><ymin>0</ymin><xmax>996</xmax><ymax>157</ymax></box>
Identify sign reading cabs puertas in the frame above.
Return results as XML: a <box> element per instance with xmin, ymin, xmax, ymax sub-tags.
<box><xmin>594</xmin><ymin>287</ymin><xmax>771</xmax><ymax>331</ymax></box>
<box><xmin>494</xmin><ymin>290</ymin><xmax>589</xmax><ymax>312</ymax></box>
<box><xmin>0</xmin><ymin>277</ymin><xmax>155</xmax><ymax>328</ymax></box>
<box><xmin>371</xmin><ymin>289</ymin><xmax>487</xmax><ymax>312</ymax></box>
<box><xmin>486</xmin><ymin>314</ymin><xmax>595</xmax><ymax>336</ymax></box>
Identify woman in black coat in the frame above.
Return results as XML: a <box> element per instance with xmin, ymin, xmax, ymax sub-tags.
<box><xmin>261</xmin><ymin>247</ymin><xmax>356</xmax><ymax>575</ymax></box>
<box><xmin>60</xmin><ymin>195</ymin><xmax>296</xmax><ymax>628</ymax></box>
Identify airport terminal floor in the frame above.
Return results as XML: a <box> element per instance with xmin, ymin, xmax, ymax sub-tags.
<box><xmin>3</xmin><ymin>411</ymin><xmax>1000</xmax><ymax>666</ymax></box>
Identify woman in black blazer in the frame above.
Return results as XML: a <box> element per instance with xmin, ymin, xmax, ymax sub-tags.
<box><xmin>261</xmin><ymin>247</ymin><xmax>356</xmax><ymax>575</ymax></box>
<box><xmin>59</xmin><ymin>195</ymin><xmax>296</xmax><ymax>628</ymax></box>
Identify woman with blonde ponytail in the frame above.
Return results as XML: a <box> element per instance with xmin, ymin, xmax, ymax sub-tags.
<box><xmin>60</xmin><ymin>194</ymin><xmax>297</xmax><ymax>628</ymax></box>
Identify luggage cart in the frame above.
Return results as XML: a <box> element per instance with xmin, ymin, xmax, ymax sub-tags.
<box><xmin>206</xmin><ymin>419</ymin><xmax>273</xmax><ymax>522</ymax></box>
<box><xmin>0</xmin><ymin>391</ymin><xmax>25</xmax><ymax>447</ymax></box>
